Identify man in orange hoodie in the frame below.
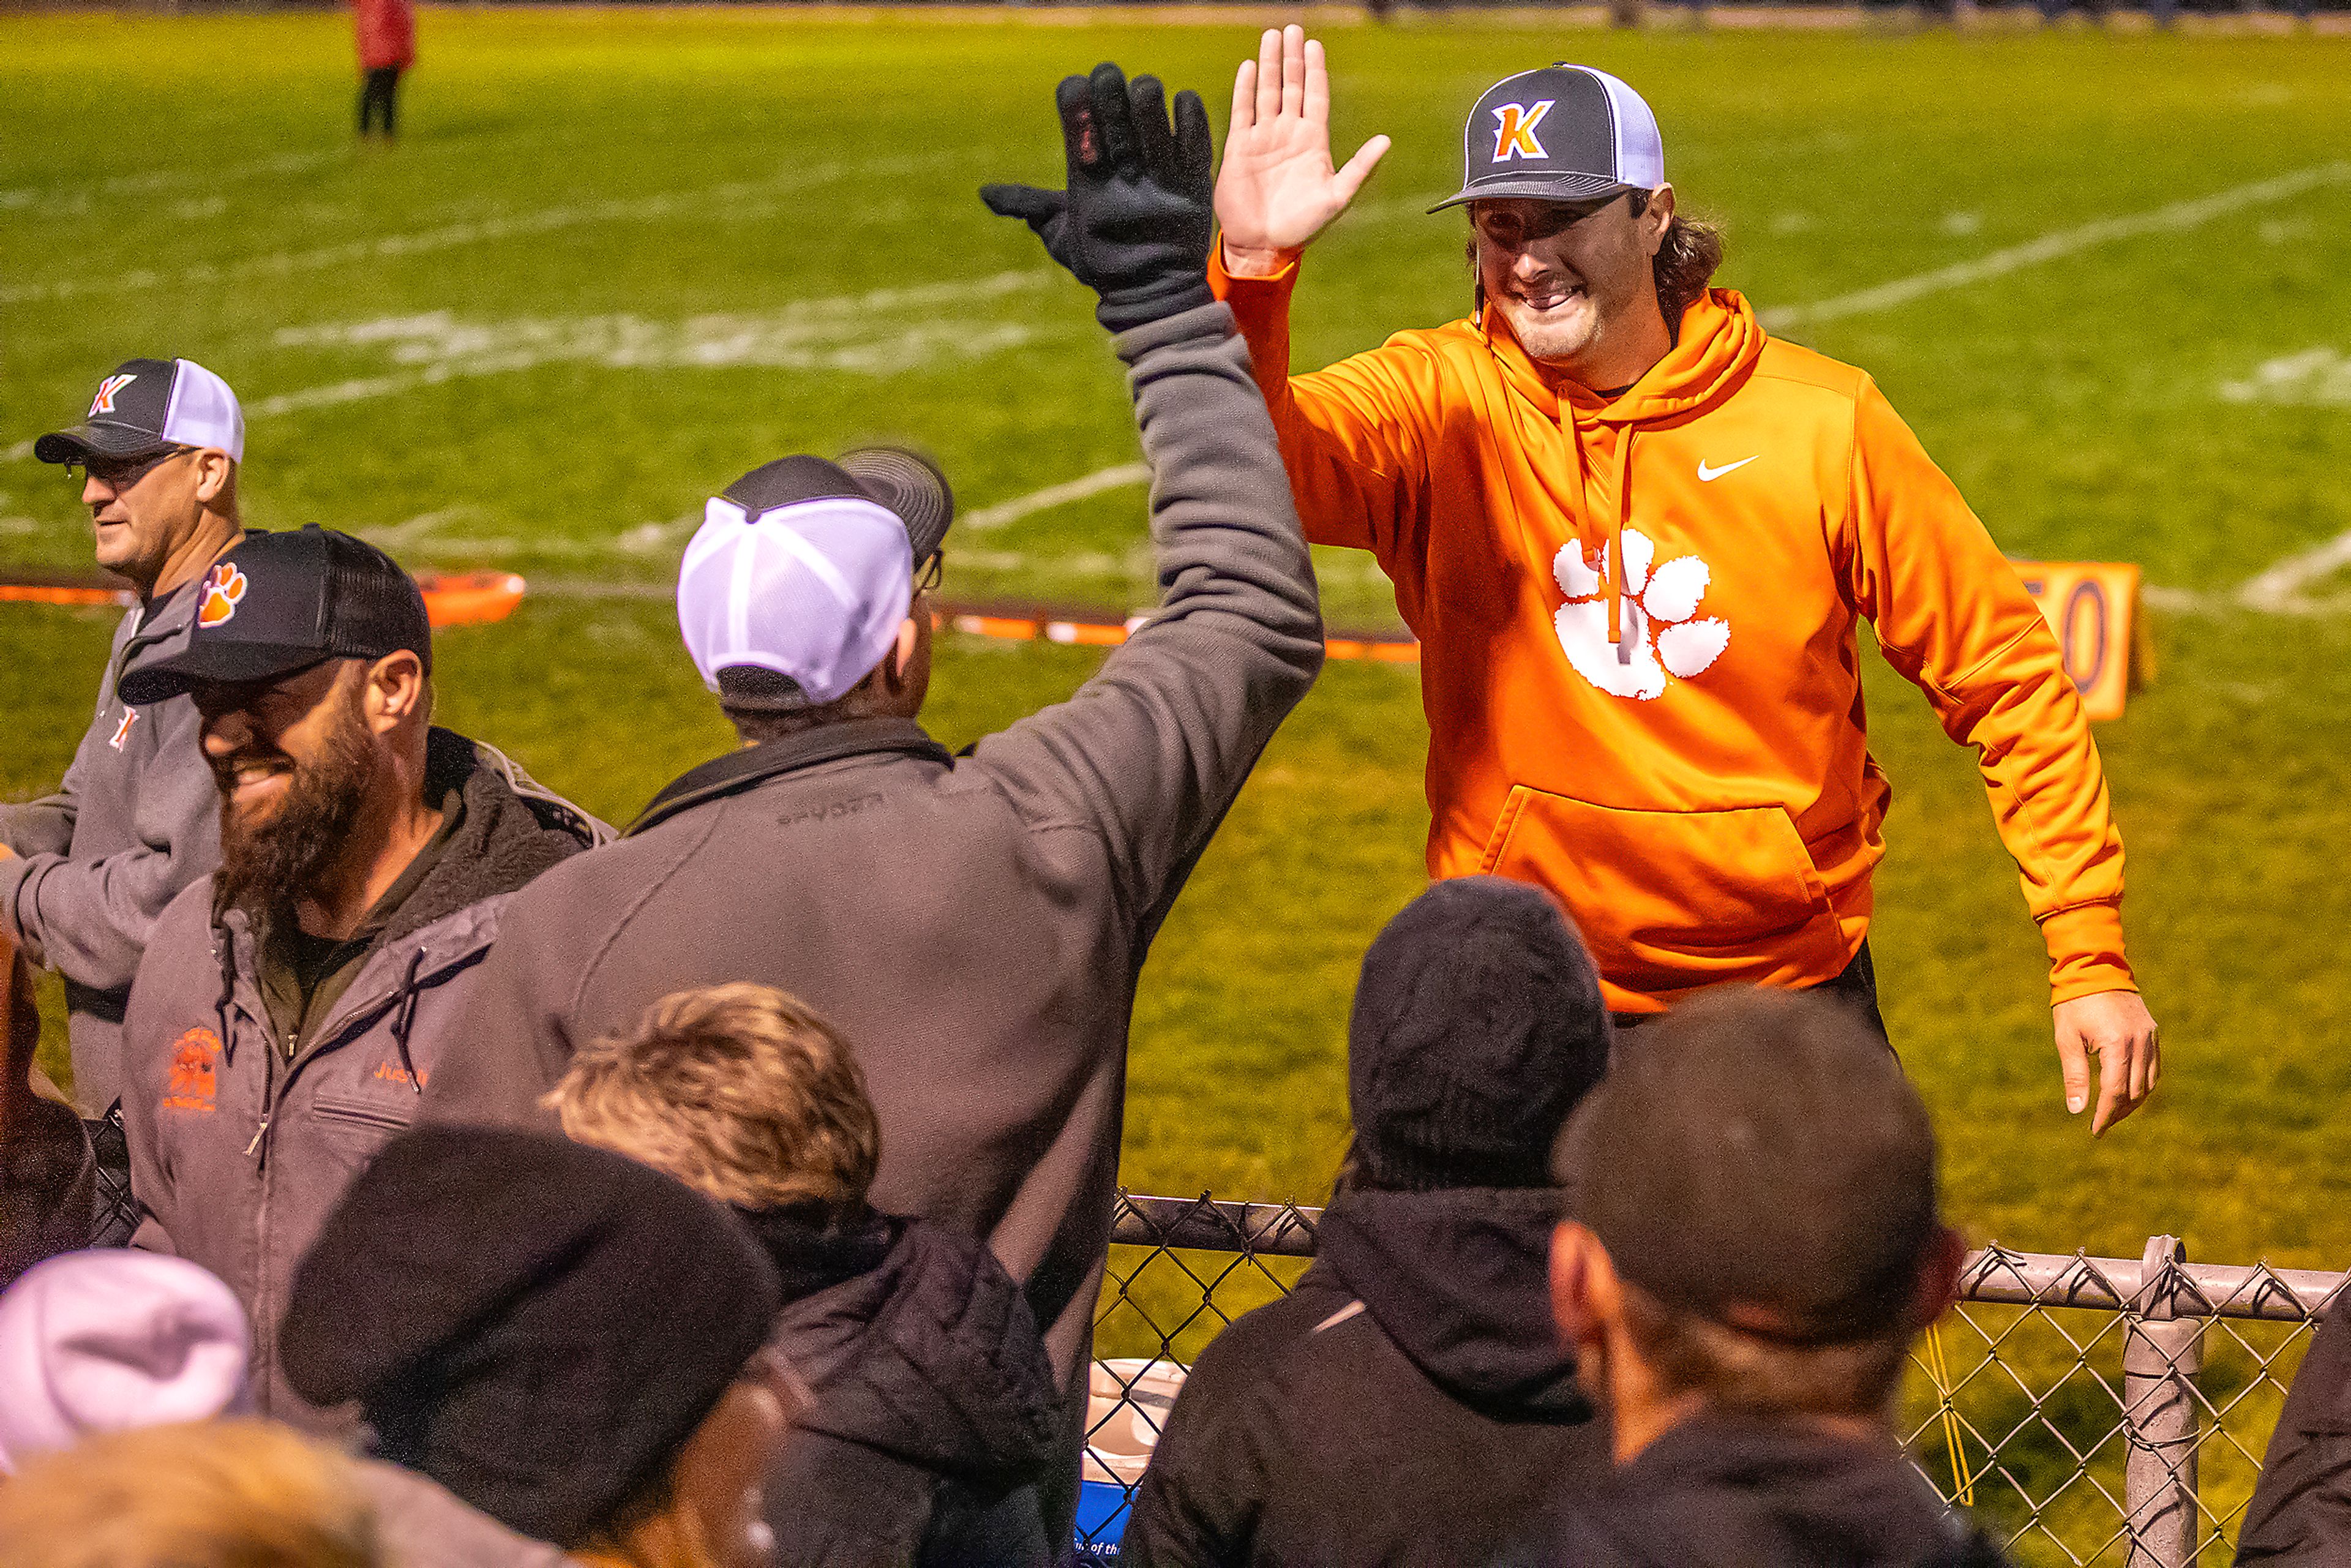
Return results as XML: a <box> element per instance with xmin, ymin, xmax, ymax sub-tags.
<box><xmin>1213</xmin><ymin>28</ymin><xmax>2158</xmax><ymax>1134</ymax></box>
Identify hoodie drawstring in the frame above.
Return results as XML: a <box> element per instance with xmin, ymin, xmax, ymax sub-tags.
<box><xmin>392</xmin><ymin>949</ymin><xmax>426</xmax><ymax>1093</ymax></box>
<box><xmin>1608</xmin><ymin>430</ymin><xmax>1638</xmax><ymax>663</ymax></box>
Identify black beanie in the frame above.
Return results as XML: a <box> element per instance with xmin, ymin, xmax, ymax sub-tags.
<box><xmin>279</xmin><ymin>1127</ymin><xmax>782</xmax><ymax>1548</ymax></box>
<box><xmin>1348</xmin><ymin>877</ymin><xmax>1612</xmax><ymax>1192</ymax></box>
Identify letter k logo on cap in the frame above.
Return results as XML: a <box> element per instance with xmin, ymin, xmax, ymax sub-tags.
<box><xmin>1491</xmin><ymin>100</ymin><xmax>1553</xmax><ymax>162</ymax></box>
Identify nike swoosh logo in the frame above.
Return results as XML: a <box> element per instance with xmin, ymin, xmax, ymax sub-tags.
<box><xmin>1697</xmin><ymin>456</ymin><xmax>1760</xmax><ymax>482</ymax></box>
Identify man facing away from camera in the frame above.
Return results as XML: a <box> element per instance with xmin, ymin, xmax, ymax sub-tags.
<box><xmin>4</xmin><ymin>359</ymin><xmax>246</xmax><ymax>1135</ymax></box>
<box><xmin>107</xmin><ymin>526</ymin><xmax>604</xmax><ymax>1424</ymax></box>
<box><xmin>1510</xmin><ymin>986</ymin><xmax>2009</xmax><ymax>1567</ymax></box>
<box><xmin>416</xmin><ymin>62</ymin><xmax>1324</xmax><ymax>1538</ymax></box>
<box><xmin>549</xmin><ymin>981</ymin><xmax>1063</xmax><ymax>1568</ymax></box>
<box><xmin>1212</xmin><ymin>27</ymin><xmax>2157</xmax><ymax>1133</ymax></box>
<box><xmin>1122</xmin><ymin>877</ymin><xmax>1614</xmax><ymax>1568</ymax></box>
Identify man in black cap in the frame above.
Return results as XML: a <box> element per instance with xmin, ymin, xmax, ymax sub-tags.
<box><xmin>3</xmin><ymin>359</ymin><xmax>247</xmax><ymax>1138</ymax></box>
<box><xmin>103</xmin><ymin>525</ymin><xmax>604</xmax><ymax>1425</ymax></box>
<box><xmin>1519</xmin><ymin>986</ymin><xmax>2006</xmax><ymax>1566</ymax></box>
<box><xmin>418</xmin><ymin>62</ymin><xmax>1324</xmax><ymax>1541</ymax></box>
<box><xmin>1212</xmin><ymin>28</ymin><xmax>2158</xmax><ymax>1137</ymax></box>
<box><xmin>1123</xmin><ymin>877</ymin><xmax>1613</xmax><ymax>1568</ymax></box>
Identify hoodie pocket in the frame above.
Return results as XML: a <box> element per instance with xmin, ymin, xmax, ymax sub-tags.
<box><xmin>1479</xmin><ymin>785</ymin><xmax>1845</xmax><ymax>991</ymax></box>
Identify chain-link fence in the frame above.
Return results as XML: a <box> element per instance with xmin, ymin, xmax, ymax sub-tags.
<box><xmin>1081</xmin><ymin>1193</ymin><xmax>2347</xmax><ymax>1566</ymax></box>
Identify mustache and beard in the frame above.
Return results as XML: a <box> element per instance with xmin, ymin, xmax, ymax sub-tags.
<box><xmin>212</xmin><ymin>678</ymin><xmax>380</xmax><ymax>931</ymax></box>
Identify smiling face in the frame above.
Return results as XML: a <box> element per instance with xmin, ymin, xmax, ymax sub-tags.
<box><xmin>72</xmin><ymin>445</ymin><xmax>234</xmax><ymax>594</ymax></box>
<box><xmin>193</xmin><ymin>659</ymin><xmax>383</xmax><ymax>921</ymax></box>
<box><xmin>1471</xmin><ymin>190</ymin><xmax>1674</xmax><ymax>385</ymax></box>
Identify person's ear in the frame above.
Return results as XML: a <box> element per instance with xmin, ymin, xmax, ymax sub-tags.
<box><xmin>1641</xmin><ymin>184</ymin><xmax>1676</xmax><ymax>258</ymax></box>
<box><xmin>1550</xmin><ymin>1220</ymin><xmax>1619</xmax><ymax>1349</ymax></box>
<box><xmin>191</xmin><ymin>450</ymin><xmax>233</xmax><ymax>507</ymax></box>
<box><xmin>365</xmin><ymin>650</ymin><xmax>430</xmax><ymax>732</ymax></box>
<box><xmin>887</xmin><ymin>614</ymin><xmax>923</xmax><ymax>688</ymax></box>
<box><xmin>1910</xmin><ymin>1224</ymin><xmax>1970</xmax><ymax>1332</ymax></box>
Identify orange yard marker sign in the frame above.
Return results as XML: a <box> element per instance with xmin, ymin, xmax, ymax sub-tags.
<box><xmin>2011</xmin><ymin>561</ymin><xmax>2150</xmax><ymax>722</ymax></box>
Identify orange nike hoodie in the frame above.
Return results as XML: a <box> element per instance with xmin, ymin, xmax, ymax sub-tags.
<box><xmin>1212</xmin><ymin>252</ymin><xmax>2131</xmax><ymax>1013</ymax></box>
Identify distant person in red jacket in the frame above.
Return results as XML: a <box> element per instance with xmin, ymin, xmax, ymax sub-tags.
<box><xmin>354</xmin><ymin>0</ymin><xmax>414</xmax><ymax>143</ymax></box>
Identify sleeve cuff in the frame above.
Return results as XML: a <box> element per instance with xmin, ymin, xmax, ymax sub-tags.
<box><xmin>0</xmin><ymin>853</ymin><xmax>39</xmax><ymax>961</ymax></box>
<box><xmin>2039</xmin><ymin>902</ymin><xmax>2135</xmax><ymax>1007</ymax></box>
<box><xmin>1208</xmin><ymin>238</ymin><xmax>1300</xmax><ymax>301</ymax></box>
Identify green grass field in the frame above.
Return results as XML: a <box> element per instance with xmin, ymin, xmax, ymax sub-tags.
<box><xmin>6</xmin><ymin>15</ymin><xmax>2351</xmax><ymax>1547</ymax></box>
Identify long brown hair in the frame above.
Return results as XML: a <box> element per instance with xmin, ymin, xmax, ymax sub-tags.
<box><xmin>1634</xmin><ymin>191</ymin><xmax>1727</xmax><ymax>328</ymax></box>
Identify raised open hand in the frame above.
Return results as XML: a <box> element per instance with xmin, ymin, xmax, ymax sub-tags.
<box><xmin>1215</xmin><ymin>26</ymin><xmax>1390</xmax><ymax>277</ymax></box>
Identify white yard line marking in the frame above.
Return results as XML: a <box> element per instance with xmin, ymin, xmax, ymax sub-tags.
<box><xmin>1763</xmin><ymin>162</ymin><xmax>2351</xmax><ymax>331</ymax></box>
<box><xmin>2236</xmin><ymin>528</ymin><xmax>2351</xmax><ymax>613</ymax></box>
<box><xmin>0</xmin><ymin>149</ymin><xmax>344</xmax><ymax>213</ymax></box>
<box><xmin>962</xmin><ymin>463</ymin><xmax>1152</xmax><ymax>531</ymax></box>
<box><xmin>0</xmin><ymin>152</ymin><xmax>962</xmax><ymax>307</ymax></box>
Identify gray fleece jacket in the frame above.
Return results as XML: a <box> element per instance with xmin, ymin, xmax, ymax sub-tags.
<box><xmin>415</xmin><ymin>301</ymin><xmax>1324</xmax><ymax>1522</ymax></box>
<box><xmin>120</xmin><ymin>732</ymin><xmax>605</xmax><ymax>1425</ymax></box>
<box><xmin>1</xmin><ymin>576</ymin><xmax>223</xmax><ymax>1114</ymax></box>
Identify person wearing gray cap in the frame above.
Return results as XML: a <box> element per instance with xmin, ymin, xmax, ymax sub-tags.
<box><xmin>1212</xmin><ymin>28</ymin><xmax>2157</xmax><ymax>1139</ymax></box>
<box><xmin>2</xmin><ymin>359</ymin><xmax>246</xmax><ymax>1143</ymax></box>
<box><xmin>415</xmin><ymin>62</ymin><xmax>1324</xmax><ymax>1546</ymax></box>
<box><xmin>1517</xmin><ymin>986</ymin><xmax>2007</xmax><ymax>1566</ymax></box>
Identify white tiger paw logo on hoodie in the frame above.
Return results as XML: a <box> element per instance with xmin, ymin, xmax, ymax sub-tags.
<box><xmin>1553</xmin><ymin>529</ymin><xmax>1731</xmax><ymax>701</ymax></box>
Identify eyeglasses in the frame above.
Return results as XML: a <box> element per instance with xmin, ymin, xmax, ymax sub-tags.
<box><xmin>916</xmin><ymin>552</ymin><xmax>943</xmax><ymax>595</ymax></box>
<box><xmin>66</xmin><ymin>445</ymin><xmax>193</xmax><ymax>491</ymax></box>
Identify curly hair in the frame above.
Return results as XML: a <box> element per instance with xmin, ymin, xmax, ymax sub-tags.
<box><xmin>1638</xmin><ymin>193</ymin><xmax>1728</xmax><ymax>329</ymax></box>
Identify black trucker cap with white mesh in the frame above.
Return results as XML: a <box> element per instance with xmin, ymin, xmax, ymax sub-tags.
<box><xmin>1430</xmin><ymin>63</ymin><xmax>1666</xmax><ymax>213</ymax></box>
<box><xmin>35</xmin><ymin>357</ymin><xmax>246</xmax><ymax>465</ymax></box>
<box><xmin>116</xmin><ymin>526</ymin><xmax>430</xmax><ymax>707</ymax></box>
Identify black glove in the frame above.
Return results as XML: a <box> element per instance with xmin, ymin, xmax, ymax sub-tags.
<box><xmin>981</xmin><ymin>62</ymin><xmax>1214</xmax><ymax>334</ymax></box>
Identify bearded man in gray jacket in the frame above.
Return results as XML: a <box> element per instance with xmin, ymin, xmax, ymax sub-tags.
<box><xmin>418</xmin><ymin>63</ymin><xmax>1324</xmax><ymax>1536</ymax></box>
<box><xmin>111</xmin><ymin>525</ymin><xmax>605</xmax><ymax>1425</ymax></box>
<box><xmin>4</xmin><ymin>358</ymin><xmax>247</xmax><ymax>1126</ymax></box>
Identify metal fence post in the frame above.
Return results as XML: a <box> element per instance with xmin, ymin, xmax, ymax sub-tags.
<box><xmin>2123</xmin><ymin>1234</ymin><xmax>2203</xmax><ymax>1568</ymax></box>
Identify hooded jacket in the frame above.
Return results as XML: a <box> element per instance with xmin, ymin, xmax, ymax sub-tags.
<box><xmin>1120</xmin><ymin>1187</ymin><xmax>1610</xmax><ymax>1568</ymax></box>
<box><xmin>118</xmin><ymin>731</ymin><xmax>603</xmax><ymax>1424</ymax></box>
<box><xmin>749</xmin><ymin>1208</ymin><xmax>1062</xmax><ymax>1568</ymax></box>
<box><xmin>0</xmin><ymin>575</ymin><xmax>223</xmax><ymax>1114</ymax></box>
<box><xmin>2235</xmin><ymin>1305</ymin><xmax>2351</xmax><ymax>1564</ymax></box>
<box><xmin>1496</xmin><ymin>1412</ymin><xmax>2011</xmax><ymax>1568</ymax></box>
<box><xmin>1212</xmin><ymin>255</ymin><xmax>2129</xmax><ymax>1014</ymax></box>
<box><xmin>412</xmin><ymin>302</ymin><xmax>1325</xmax><ymax>1535</ymax></box>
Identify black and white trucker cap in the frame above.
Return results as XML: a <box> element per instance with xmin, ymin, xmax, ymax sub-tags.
<box><xmin>679</xmin><ymin>448</ymin><xmax>955</xmax><ymax>712</ymax></box>
<box><xmin>34</xmin><ymin>358</ymin><xmax>246</xmax><ymax>466</ymax></box>
<box><xmin>116</xmin><ymin>527</ymin><xmax>430</xmax><ymax>706</ymax></box>
<box><xmin>1429</xmin><ymin>64</ymin><xmax>1665</xmax><ymax>213</ymax></box>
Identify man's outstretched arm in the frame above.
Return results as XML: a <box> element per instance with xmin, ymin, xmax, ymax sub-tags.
<box><xmin>1207</xmin><ymin>26</ymin><xmax>1442</xmax><ymax>561</ymax></box>
<box><xmin>981</xmin><ymin>62</ymin><xmax>1324</xmax><ymax>934</ymax></box>
<box><xmin>1842</xmin><ymin>377</ymin><xmax>2158</xmax><ymax>1136</ymax></box>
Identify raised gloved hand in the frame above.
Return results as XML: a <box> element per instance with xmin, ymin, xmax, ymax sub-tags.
<box><xmin>981</xmin><ymin>62</ymin><xmax>1215</xmax><ymax>333</ymax></box>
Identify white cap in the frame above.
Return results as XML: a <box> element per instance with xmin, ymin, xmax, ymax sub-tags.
<box><xmin>162</xmin><ymin>357</ymin><xmax>245</xmax><ymax>462</ymax></box>
<box><xmin>678</xmin><ymin>477</ymin><xmax>914</xmax><ymax>710</ymax></box>
<box><xmin>0</xmin><ymin>1251</ymin><xmax>252</xmax><ymax>1473</ymax></box>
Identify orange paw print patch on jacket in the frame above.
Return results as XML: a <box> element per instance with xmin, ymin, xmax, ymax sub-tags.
<box><xmin>198</xmin><ymin>563</ymin><xmax>247</xmax><ymax>626</ymax></box>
